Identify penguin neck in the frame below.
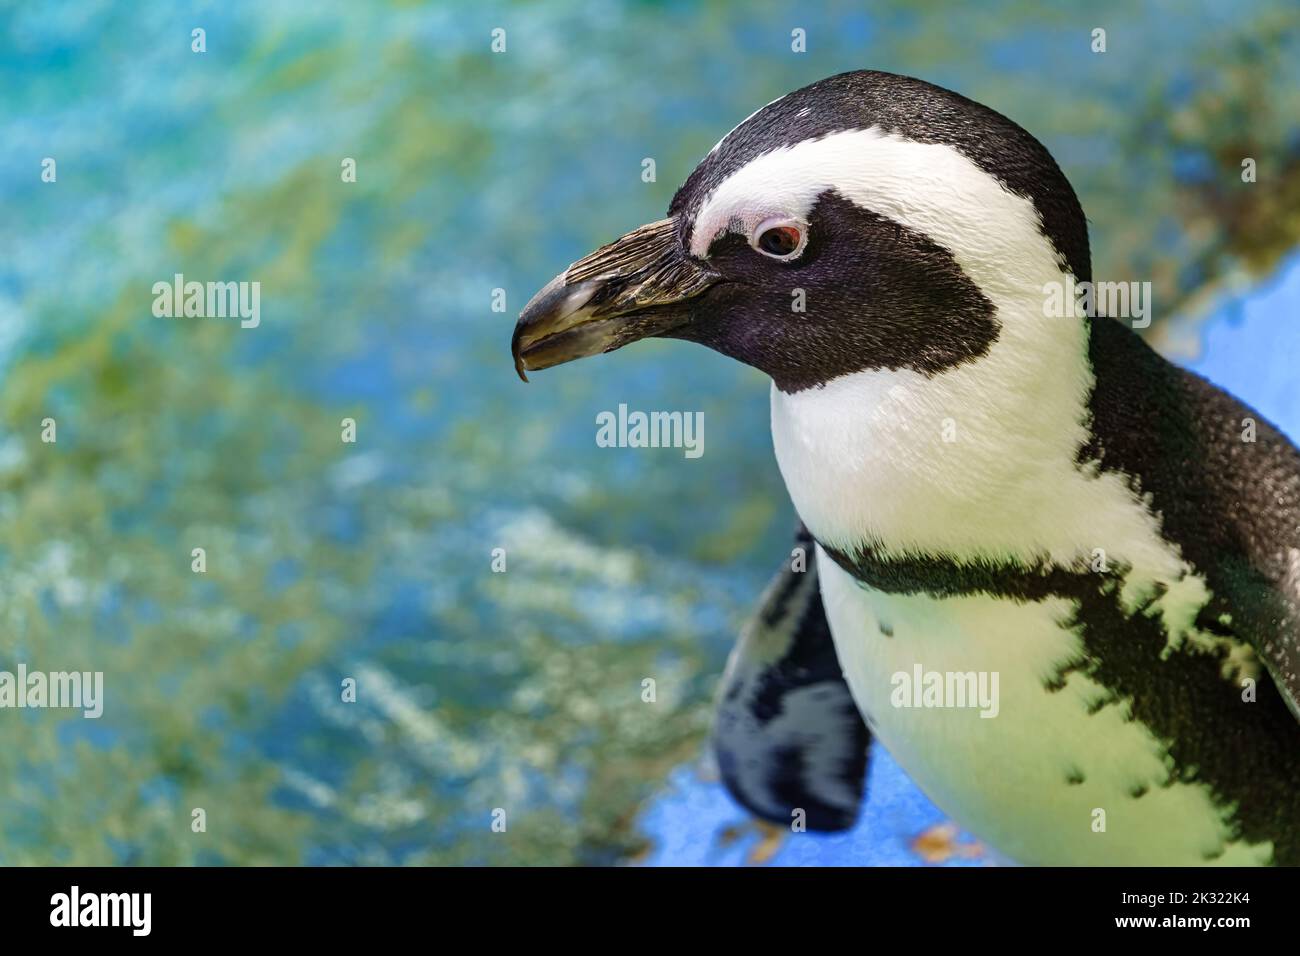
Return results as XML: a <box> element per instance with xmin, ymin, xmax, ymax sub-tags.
<box><xmin>769</xmin><ymin>268</ymin><xmax>1175</xmax><ymax>578</ymax></box>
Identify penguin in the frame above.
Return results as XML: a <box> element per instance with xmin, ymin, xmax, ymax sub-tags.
<box><xmin>510</xmin><ymin>70</ymin><xmax>1300</xmax><ymax>865</ymax></box>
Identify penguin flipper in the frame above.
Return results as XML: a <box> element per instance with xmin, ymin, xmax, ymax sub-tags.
<box><xmin>712</xmin><ymin>525</ymin><xmax>870</xmax><ymax>831</ymax></box>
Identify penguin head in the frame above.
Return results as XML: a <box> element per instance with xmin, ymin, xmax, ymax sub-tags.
<box><xmin>512</xmin><ymin>70</ymin><xmax>1090</xmax><ymax>394</ymax></box>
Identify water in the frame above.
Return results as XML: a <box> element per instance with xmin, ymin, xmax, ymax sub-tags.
<box><xmin>1</xmin><ymin>0</ymin><xmax>1297</xmax><ymax>865</ymax></box>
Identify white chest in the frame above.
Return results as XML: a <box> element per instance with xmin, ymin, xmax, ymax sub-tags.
<box><xmin>815</xmin><ymin>548</ymin><xmax>1271</xmax><ymax>865</ymax></box>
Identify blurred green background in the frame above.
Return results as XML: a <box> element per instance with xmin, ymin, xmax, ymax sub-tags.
<box><xmin>1</xmin><ymin>0</ymin><xmax>1298</xmax><ymax>865</ymax></box>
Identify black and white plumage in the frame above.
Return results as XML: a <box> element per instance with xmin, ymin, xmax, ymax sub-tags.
<box><xmin>512</xmin><ymin>70</ymin><xmax>1300</xmax><ymax>865</ymax></box>
<box><xmin>713</xmin><ymin>524</ymin><xmax>869</xmax><ymax>832</ymax></box>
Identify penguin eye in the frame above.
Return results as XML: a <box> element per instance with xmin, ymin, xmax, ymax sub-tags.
<box><xmin>752</xmin><ymin>220</ymin><xmax>806</xmax><ymax>260</ymax></box>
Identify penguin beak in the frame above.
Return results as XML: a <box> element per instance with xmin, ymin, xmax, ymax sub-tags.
<box><xmin>511</xmin><ymin>217</ymin><xmax>719</xmax><ymax>381</ymax></box>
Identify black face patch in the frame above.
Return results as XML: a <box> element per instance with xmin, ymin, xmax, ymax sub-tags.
<box><xmin>671</xmin><ymin>70</ymin><xmax>1091</xmax><ymax>285</ymax></box>
<box><xmin>666</xmin><ymin>190</ymin><xmax>997</xmax><ymax>392</ymax></box>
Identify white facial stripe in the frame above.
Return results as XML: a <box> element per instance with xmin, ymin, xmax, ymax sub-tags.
<box><xmin>689</xmin><ymin>127</ymin><xmax>1059</xmax><ymax>290</ymax></box>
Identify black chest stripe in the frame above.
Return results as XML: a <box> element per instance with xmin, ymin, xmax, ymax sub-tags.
<box><xmin>821</xmin><ymin>535</ymin><xmax>1300</xmax><ymax>864</ymax></box>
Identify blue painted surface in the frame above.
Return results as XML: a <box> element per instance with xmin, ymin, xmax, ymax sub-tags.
<box><xmin>639</xmin><ymin>746</ymin><xmax>988</xmax><ymax>867</ymax></box>
<box><xmin>1189</xmin><ymin>249</ymin><xmax>1300</xmax><ymax>433</ymax></box>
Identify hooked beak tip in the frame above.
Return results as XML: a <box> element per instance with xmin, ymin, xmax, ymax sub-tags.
<box><xmin>509</xmin><ymin>217</ymin><xmax>716</xmax><ymax>379</ymax></box>
<box><xmin>511</xmin><ymin>274</ymin><xmax>601</xmax><ymax>381</ymax></box>
<box><xmin>506</xmin><ymin>323</ymin><xmax>527</xmax><ymax>379</ymax></box>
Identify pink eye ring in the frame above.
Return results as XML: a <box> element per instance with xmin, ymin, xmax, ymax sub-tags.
<box><xmin>752</xmin><ymin>219</ymin><xmax>806</xmax><ymax>260</ymax></box>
